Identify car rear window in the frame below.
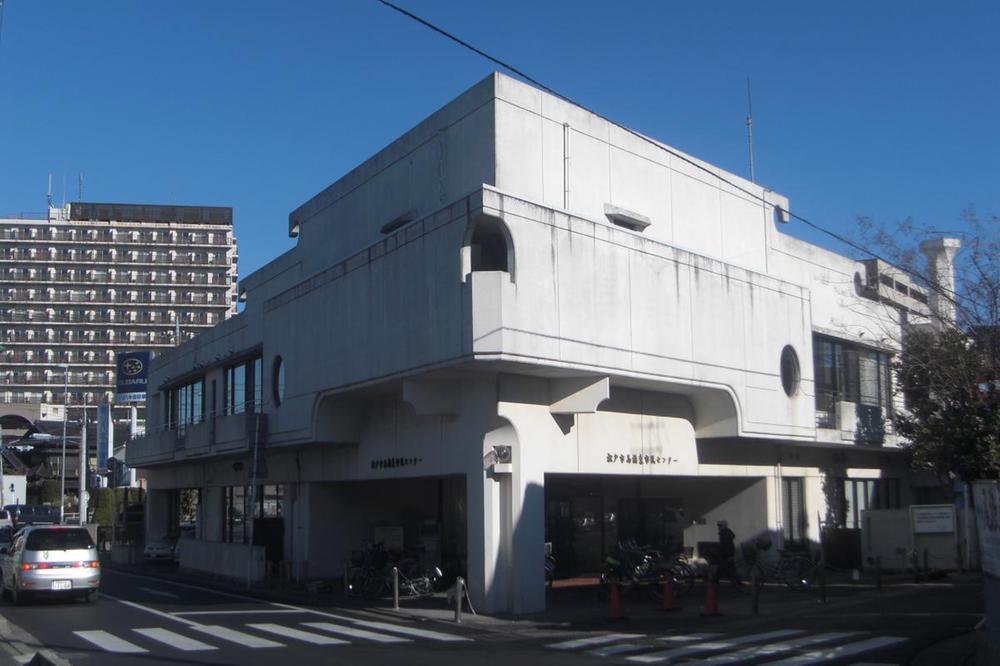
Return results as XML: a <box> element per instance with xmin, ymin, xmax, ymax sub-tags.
<box><xmin>26</xmin><ymin>529</ymin><xmax>94</xmax><ymax>551</ymax></box>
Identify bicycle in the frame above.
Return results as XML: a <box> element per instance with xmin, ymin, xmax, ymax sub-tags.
<box><xmin>733</xmin><ymin>539</ymin><xmax>816</xmax><ymax>592</ymax></box>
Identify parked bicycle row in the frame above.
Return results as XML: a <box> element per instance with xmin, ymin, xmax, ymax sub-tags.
<box><xmin>596</xmin><ymin>534</ymin><xmax>819</xmax><ymax>599</ymax></box>
<box><xmin>344</xmin><ymin>542</ymin><xmax>444</xmax><ymax>601</ymax></box>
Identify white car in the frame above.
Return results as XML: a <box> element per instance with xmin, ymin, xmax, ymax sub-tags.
<box><xmin>143</xmin><ymin>537</ymin><xmax>178</xmax><ymax>563</ymax></box>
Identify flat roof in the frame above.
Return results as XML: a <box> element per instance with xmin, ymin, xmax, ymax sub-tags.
<box><xmin>70</xmin><ymin>202</ymin><xmax>232</xmax><ymax>226</ymax></box>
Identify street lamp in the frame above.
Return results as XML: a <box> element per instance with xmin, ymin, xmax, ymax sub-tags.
<box><xmin>59</xmin><ymin>364</ymin><xmax>69</xmax><ymax>524</ymax></box>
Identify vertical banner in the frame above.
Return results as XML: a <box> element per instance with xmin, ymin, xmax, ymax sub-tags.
<box><xmin>115</xmin><ymin>351</ymin><xmax>150</xmax><ymax>403</ymax></box>
<box><xmin>97</xmin><ymin>405</ymin><xmax>114</xmax><ymax>472</ymax></box>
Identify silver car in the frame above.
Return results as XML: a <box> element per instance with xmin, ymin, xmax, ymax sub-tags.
<box><xmin>0</xmin><ymin>526</ymin><xmax>100</xmax><ymax>604</ymax></box>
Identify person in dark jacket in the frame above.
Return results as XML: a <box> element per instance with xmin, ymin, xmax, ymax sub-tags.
<box><xmin>716</xmin><ymin>520</ymin><xmax>739</xmax><ymax>584</ymax></box>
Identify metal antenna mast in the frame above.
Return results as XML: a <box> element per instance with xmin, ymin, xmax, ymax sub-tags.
<box><xmin>746</xmin><ymin>77</ymin><xmax>756</xmax><ymax>183</ymax></box>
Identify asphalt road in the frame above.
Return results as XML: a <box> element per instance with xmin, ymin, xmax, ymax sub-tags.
<box><xmin>0</xmin><ymin>568</ymin><xmax>984</xmax><ymax>665</ymax></box>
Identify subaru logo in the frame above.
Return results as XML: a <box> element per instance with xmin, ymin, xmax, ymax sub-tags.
<box><xmin>122</xmin><ymin>358</ymin><xmax>144</xmax><ymax>376</ymax></box>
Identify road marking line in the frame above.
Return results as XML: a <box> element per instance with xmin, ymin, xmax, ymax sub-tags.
<box><xmin>190</xmin><ymin>625</ymin><xmax>284</xmax><ymax>648</ymax></box>
<box><xmin>688</xmin><ymin>633</ymin><xmax>861</xmax><ymax>664</ymax></box>
<box><xmin>132</xmin><ymin>628</ymin><xmax>217</xmax><ymax>651</ymax></box>
<box><xmin>104</xmin><ymin>569</ymin><xmax>267</xmax><ymax>604</ymax></box>
<box><xmin>247</xmin><ymin>623</ymin><xmax>349</xmax><ymax>645</ymax></box>
<box><xmin>302</xmin><ymin>622</ymin><xmax>412</xmax><ymax>644</ymax></box>
<box><xmin>175</xmin><ymin>609</ymin><xmax>308</xmax><ymax>616</ymax></box>
<box><xmin>101</xmin><ymin>593</ymin><xmax>200</xmax><ymax>626</ymax></box>
<box><xmin>627</xmin><ymin>630</ymin><xmax>805</xmax><ymax>664</ymax></box>
<box><xmin>138</xmin><ymin>587</ymin><xmax>179</xmax><ymax>599</ymax></box>
<box><xmin>659</xmin><ymin>634</ymin><xmax>724</xmax><ymax>642</ymax></box>
<box><xmin>759</xmin><ymin>636</ymin><xmax>907</xmax><ymax>665</ymax></box>
<box><xmin>345</xmin><ymin>618</ymin><xmax>473</xmax><ymax>642</ymax></box>
<box><xmin>548</xmin><ymin>633</ymin><xmax>645</xmax><ymax>649</ymax></box>
<box><xmin>73</xmin><ymin>630</ymin><xmax>148</xmax><ymax>653</ymax></box>
<box><xmin>589</xmin><ymin>643</ymin><xmax>649</xmax><ymax>656</ymax></box>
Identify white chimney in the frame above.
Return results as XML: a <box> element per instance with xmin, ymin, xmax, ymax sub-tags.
<box><xmin>919</xmin><ymin>237</ymin><xmax>961</xmax><ymax>325</ymax></box>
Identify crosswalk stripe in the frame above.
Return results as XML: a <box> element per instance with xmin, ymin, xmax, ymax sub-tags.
<box><xmin>74</xmin><ymin>630</ymin><xmax>148</xmax><ymax>654</ymax></box>
<box><xmin>760</xmin><ymin>636</ymin><xmax>907</xmax><ymax>665</ymax></box>
<box><xmin>548</xmin><ymin>633</ymin><xmax>645</xmax><ymax>649</ymax></box>
<box><xmin>627</xmin><ymin>630</ymin><xmax>805</xmax><ymax>664</ymax></box>
<box><xmin>344</xmin><ymin>618</ymin><xmax>473</xmax><ymax>642</ymax></box>
<box><xmin>132</xmin><ymin>628</ymin><xmax>218</xmax><ymax>652</ymax></box>
<box><xmin>302</xmin><ymin>622</ymin><xmax>412</xmax><ymax>643</ymax></box>
<box><xmin>190</xmin><ymin>624</ymin><xmax>285</xmax><ymax>648</ymax></box>
<box><xmin>247</xmin><ymin>623</ymin><xmax>350</xmax><ymax>645</ymax></box>
<box><xmin>687</xmin><ymin>633</ymin><xmax>861</xmax><ymax>665</ymax></box>
<box><xmin>589</xmin><ymin>643</ymin><xmax>649</xmax><ymax>656</ymax></box>
<box><xmin>659</xmin><ymin>634</ymin><xmax>725</xmax><ymax>643</ymax></box>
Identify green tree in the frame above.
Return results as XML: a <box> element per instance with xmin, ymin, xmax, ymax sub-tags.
<box><xmin>858</xmin><ymin>211</ymin><xmax>999</xmax><ymax>481</ymax></box>
<box><xmin>894</xmin><ymin>326</ymin><xmax>1000</xmax><ymax>482</ymax></box>
<box><xmin>40</xmin><ymin>479</ymin><xmax>60</xmax><ymax>505</ymax></box>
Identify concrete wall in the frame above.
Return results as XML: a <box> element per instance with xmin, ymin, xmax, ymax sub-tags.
<box><xmin>179</xmin><ymin>538</ymin><xmax>266</xmax><ymax>582</ymax></box>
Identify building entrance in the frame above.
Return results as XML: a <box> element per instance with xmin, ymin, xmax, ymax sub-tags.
<box><xmin>544</xmin><ymin>475</ymin><xmax>686</xmax><ymax>576</ymax></box>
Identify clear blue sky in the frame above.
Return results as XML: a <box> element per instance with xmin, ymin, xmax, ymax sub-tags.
<box><xmin>0</xmin><ymin>0</ymin><xmax>996</xmax><ymax>276</ymax></box>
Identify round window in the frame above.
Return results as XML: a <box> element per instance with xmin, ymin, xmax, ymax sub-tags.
<box><xmin>780</xmin><ymin>346</ymin><xmax>800</xmax><ymax>397</ymax></box>
<box><xmin>272</xmin><ymin>356</ymin><xmax>285</xmax><ymax>406</ymax></box>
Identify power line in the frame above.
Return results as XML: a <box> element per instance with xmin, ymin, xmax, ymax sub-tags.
<box><xmin>373</xmin><ymin>0</ymin><xmax>899</xmax><ymax>266</ymax></box>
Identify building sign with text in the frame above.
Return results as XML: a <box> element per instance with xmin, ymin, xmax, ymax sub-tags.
<box><xmin>115</xmin><ymin>351</ymin><xmax>150</xmax><ymax>403</ymax></box>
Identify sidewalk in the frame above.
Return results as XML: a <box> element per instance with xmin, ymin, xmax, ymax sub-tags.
<box><xmin>104</xmin><ymin>561</ymin><xmax>984</xmax><ymax>662</ymax></box>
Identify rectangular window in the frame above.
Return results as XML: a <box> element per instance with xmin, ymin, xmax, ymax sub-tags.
<box><xmin>840</xmin><ymin>478</ymin><xmax>900</xmax><ymax>528</ymax></box>
<box><xmin>224</xmin><ymin>354</ymin><xmax>262</xmax><ymax>415</ymax></box>
<box><xmin>782</xmin><ymin>478</ymin><xmax>806</xmax><ymax>544</ymax></box>
<box><xmin>813</xmin><ymin>335</ymin><xmax>892</xmax><ymax>432</ymax></box>
<box><xmin>224</xmin><ymin>485</ymin><xmax>248</xmax><ymax>544</ymax></box>
<box><xmin>168</xmin><ymin>378</ymin><xmax>205</xmax><ymax>432</ymax></box>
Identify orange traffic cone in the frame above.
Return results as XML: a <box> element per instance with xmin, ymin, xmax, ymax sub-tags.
<box><xmin>607</xmin><ymin>582</ymin><xmax>626</xmax><ymax>621</ymax></box>
<box><xmin>701</xmin><ymin>570</ymin><xmax>721</xmax><ymax>616</ymax></box>
<box><xmin>658</xmin><ymin>579</ymin><xmax>678</xmax><ymax>612</ymax></box>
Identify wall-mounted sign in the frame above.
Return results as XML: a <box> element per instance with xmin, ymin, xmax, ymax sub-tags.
<box><xmin>910</xmin><ymin>504</ymin><xmax>956</xmax><ymax>534</ymax></box>
<box><xmin>115</xmin><ymin>351</ymin><xmax>150</xmax><ymax>403</ymax></box>
<box><xmin>606</xmin><ymin>453</ymin><xmax>678</xmax><ymax>465</ymax></box>
<box><xmin>370</xmin><ymin>456</ymin><xmax>423</xmax><ymax>470</ymax></box>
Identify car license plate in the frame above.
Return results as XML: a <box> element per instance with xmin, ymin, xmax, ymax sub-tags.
<box><xmin>51</xmin><ymin>580</ymin><xmax>72</xmax><ymax>591</ymax></box>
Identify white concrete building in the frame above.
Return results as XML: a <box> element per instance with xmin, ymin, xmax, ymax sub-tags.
<box><xmin>129</xmin><ymin>73</ymin><xmax>950</xmax><ymax>614</ymax></box>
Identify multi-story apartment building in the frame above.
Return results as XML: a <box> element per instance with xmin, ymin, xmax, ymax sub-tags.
<box><xmin>0</xmin><ymin>201</ymin><xmax>238</xmax><ymax>424</ymax></box>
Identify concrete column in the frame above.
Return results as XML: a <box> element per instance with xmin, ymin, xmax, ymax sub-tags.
<box><xmin>920</xmin><ymin>237</ymin><xmax>961</xmax><ymax>325</ymax></box>
<box><xmin>145</xmin><ymin>489</ymin><xmax>173</xmax><ymax>541</ymax></box>
<box><xmin>200</xmin><ymin>486</ymin><xmax>224</xmax><ymax>542</ymax></box>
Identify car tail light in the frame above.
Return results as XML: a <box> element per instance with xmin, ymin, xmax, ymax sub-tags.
<box><xmin>20</xmin><ymin>562</ymin><xmax>50</xmax><ymax>571</ymax></box>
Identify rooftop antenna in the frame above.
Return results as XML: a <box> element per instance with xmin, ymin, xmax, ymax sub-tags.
<box><xmin>47</xmin><ymin>173</ymin><xmax>53</xmax><ymax>222</ymax></box>
<box><xmin>746</xmin><ymin>78</ymin><xmax>756</xmax><ymax>183</ymax></box>
<box><xmin>78</xmin><ymin>173</ymin><xmax>83</xmax><ymax>201</ymax></box>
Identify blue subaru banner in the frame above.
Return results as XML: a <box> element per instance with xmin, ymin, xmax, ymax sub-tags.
<box><xmin>115</xmin><ymin>351</ymin><xmax>150</xmax><ymax>403</ymax></box>
<box><xmin>96</xmin><ymin>405</ymin><xmax>113</xmax><ymax>472</ymax></box>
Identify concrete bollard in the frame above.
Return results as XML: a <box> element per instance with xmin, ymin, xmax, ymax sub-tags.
<box><xmin>751</xmin><ymin>568</ymin><xmax>759</xmax><ymax>615</ymax></box>
<box><xmin>454</xmin><ymin>577</ymin><xmax>464</xmax><ymax>623</ymax></box>
<box><xmin>875</xmin><ymin>556</ymin><xmax>882</xmax><ymax>592</ymax></box>
<box><xmin>392</xmin><ymin>566</ymin><xmax>399</xmax><ymax>610</ymax></box>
